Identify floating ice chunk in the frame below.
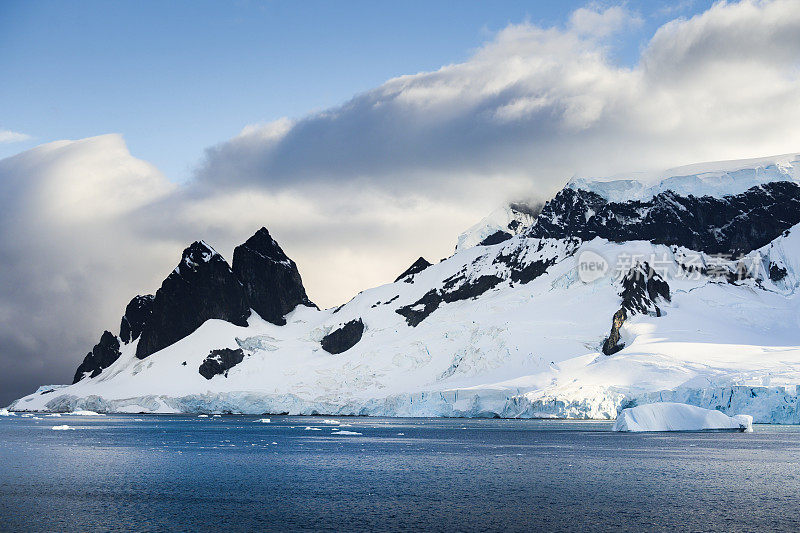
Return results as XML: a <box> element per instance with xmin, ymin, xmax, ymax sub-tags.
<box><xmin>198</xmin><ymin>414</ymin><xmax>209</xmax><ymax>418</ymax></box>
<box><xmin>304</xmin><ymin>426</ymin><xmax>322</xmax><ymax>431</ymax></box>
<box><xmin>613</xmin><ymin>402</ymin><xmax>754</xmax><ymax>432</ymax></box>
<box><xmin>331</xmin><ymin>430</ymin><xmax>363</xmax><ymax>435</ymax></box>
<box><xmin>51</xmin><ymin>425</ymin><xmax>74</xmax><ymax>430</ymax></box>
<box><xmin>212</xmin><ymin>414</ymin><xmax>221</xmax><ymax>418</ymax></box>
<box><xmin>255</xmin><ymin>418</ymin><xmax>271</xmax><ymax>423</ymax></box>
<box><xmin>0</xmin><ymin>408</ymin><xmax>15</xmax><ymax>416</ymax></box>
<box><xmin>45</xmin><ymin>413</ymin><xmax>61</xmax><ymax>417</ymax></box>
<box><xmin>69</xmin><ymin>410</ymin><xmax>103</xmax><ymax>416</ymax></box>
<box><xmin>21</xmin><ymin>413</ymin><xmax>35</xmax><ymax>418</ymax></box>
<box><xmin>320</xmin><ymin>419</ymin><xmax>340</xmax><ymax>425</ymax></box>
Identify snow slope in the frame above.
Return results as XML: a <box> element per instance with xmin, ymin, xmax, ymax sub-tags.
<box><xmin>455</xmin><ymin>203</ymin><xmax>538</xmax><ymax>251</ymax></box>
<box><xmin>11</xmin><ymin>226</ymin><xmax>800</xmax><ymax>422</ymax></box>
<box><xmin>568</xmin><ymin>153</ymin><xmax>800</xmax><ymax>202</ymax></box>
<box><xmin>9</xmin><ymin>154</ymin><xmax>800</xmax><ymax>422</ymax></box>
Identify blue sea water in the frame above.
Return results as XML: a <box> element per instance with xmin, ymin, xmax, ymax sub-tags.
<box><xmin>1</xmin><ymin>414</ymin><xmax>799</xmax><ymax>532</ymax></box>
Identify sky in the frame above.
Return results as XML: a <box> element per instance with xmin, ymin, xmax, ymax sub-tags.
<box><xmin>2</xmin><ymin>0</ymin><xmax>799</xmax><ymax>405</ymax></box>
<box><xmin>0</xmin><ymin>0</ymin><xmax>712</xmax><ymax>178</ymax></box>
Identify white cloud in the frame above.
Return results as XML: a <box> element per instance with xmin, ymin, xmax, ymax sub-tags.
<box><xmin>198</xmin><ymin>0</ymin><xmax>800</xmax><ymax>200</ymax></box>
<box><xmin>569</xmin><ymin>5</ymin><xmax>643</xmax><ymax>38</ymax></box>
<box><xmin>2</xmin><ymin>0</ymin><xmax>800</xmax><ymax>401</ymax></box>
<box><xmin>0</xmin><ymin>129</ymin><xmax>32</xmax><ymax>144</ymax></box>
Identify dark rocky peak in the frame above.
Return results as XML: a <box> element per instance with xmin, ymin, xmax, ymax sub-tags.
<box><xmin>232</xmin><ymin>227</ymin><xmax>314</xmax><ymax>326</ymax></box>
<box><xmin>135</xmin><ymin>241</ymin><xmax>249</xmax><ymax>359</ymax></box>
<box><xmin>237</xmin><ymin>227</ymin><xmax>291</xmax><ymax>263</ymax></box>
<box><xmin>618</xmin><ymin>263</ymin><xmax>671</xmax><ymax>317</ymax></box>
<box><xmin>395</xmin><ymin>257</ymin><xmax>432</xmax><ymax>282</ymax></box>
<box><xmin>73</xmin><ymin>331</ymin><xmax>121</xmax><ymax>383</ymax></box>
<box><xmin>603</xmin><ymin>262</ymin><xmax>671</xmax><ymax>355</ymax></box>
<box><xmin>529</xmin><ymin>182</ymin><xmax>800</xmax><ymax>255</ymax></box>
<box><xmin>174</xmin><ymin>240</ymin><xmax>224</xmax><ymax>275</ymax></box>
<box><xmin>119</xmin><ymin>294</ymin><xmax>154</xmax><ymax>344</ymax></box>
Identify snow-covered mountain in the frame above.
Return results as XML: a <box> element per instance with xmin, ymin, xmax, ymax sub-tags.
<box><xmin>10</xmin><ymin>154</ymin><xmax>800</xmax><ymax>423</ymax></box>
<box><xmin>455</xmin><ymin>202</ymin><xmax>540</xmax><ymax>251</ymax></box>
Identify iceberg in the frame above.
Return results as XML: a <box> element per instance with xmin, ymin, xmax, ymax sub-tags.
<box><xmin>612</xmin><ymin>402</ymin><xmax>753</xmax><ymax>432</ymax></box>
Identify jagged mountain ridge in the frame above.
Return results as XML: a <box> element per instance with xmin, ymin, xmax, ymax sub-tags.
<box><xmin>528</xmin><ymin>182</ymin><xmax>800</xmax><ymax>255</ymax></box>
<box><xmin>11</xmin><ymin>153</ymin><xmax>800</xmax><ymax>422</ymax></box>
<box><xmin>71</xmin><ymin>228</ymin><xmax>313</xmax><ymax>382</ymax></box>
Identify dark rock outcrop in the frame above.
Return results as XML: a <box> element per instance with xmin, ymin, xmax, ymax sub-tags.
<box><xmin>321</xmin><ymin>319</ymin><xmax>365</xmax><ymax>354</ymax></box>
<box><xmin>232</xmin><ymin>227</ymin><xmax>314</xmax><ymax>326</ymax></box>
<box><xmin>136</xmin><ymin>241</ymin><xmax>250</xmax><ymax>360</ymax></box>
<box><xmin>396</xmin><ymin>274</ymin><xmax>504</xmax><ymax>327</ymax></box>
<box><xmin>603</xmin><ymin>262</ymin><xmax>671</xmax><ymax>355</ymax></box>
<box><xmin>119</xmin><ymin>295</ymin><xmax>154</xmax><ymax>343</ymax></box>
<box><xmin>479</xmin><ymin>230</ymin><xmax>513</xmax><ymax>246</ymax></box>
<box><xmin>395</xmin><ymin>257</ymin><xmax>433</xmax><ymax>282</ymax></box>
<box><xmin>529</xmin><ymin>182</ymin><xmax>800</xmax><ymax>256</ymax></box>
<box><xmin>73</xmin><ymin>228</ymin><xmax>314</xmax><ymax>379</ymax></box>
<box><xmin>198</xmin><ymin>348</ymin><xmax>245</xmax><ymax>379</ymax></box>
<box><xmin>396</xmin><ymin>289</ymin><xmax>443</xmax><ymax>327</ymax></box>
<box><xmin>73</xmin><ymin>331</ymin><xmax>121</xmax><ymax>383</ymax></box>
<box><xmin>770</xmin><ymin>263</ymin><xmax>788</xmax><ymax>282</ymax></box>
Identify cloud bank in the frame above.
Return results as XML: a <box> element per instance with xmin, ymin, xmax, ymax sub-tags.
<box><xmin>0</xmin><ymin>129</ymin><xmax>32</xmax><ymax>143</ymax></box>
<box><xmin>198</xmin><ymin>0</ymin><xmax>800</xmax><ymax>196</ymax></box>
<box><xmin>2</xmin><ymin>0</ymin><xmax>800</xmax><ymax>403</ymax></box>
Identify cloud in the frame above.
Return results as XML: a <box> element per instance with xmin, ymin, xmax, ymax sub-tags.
<box><xmin>2</xmin><ymin>0</ymin><xmax>800</xmax><ymax>404</ymax></box>
<box><xmin>198</xmin><ymin>0</ymin><xmax>800</xmax><ymax>199</ymax></box>
<box><xmin>569</xmin><ymin>4</ymin><xmax>643</xmax><ymax>38</ymax></box>
<box><xmin>0</xmin><ymin>129</ymin><xmax>32</xmax><ymax>144</ymax></box>
<box><xmin>0</xmin><ymin>135</ymin><xmax>176</xmax><ymax>402</ymax></box>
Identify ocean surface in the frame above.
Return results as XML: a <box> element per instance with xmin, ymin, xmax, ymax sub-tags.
<box><xmin>1</xmin><ymin>414</ymin><xmax>799</xmax><ymax>532</ymax></box>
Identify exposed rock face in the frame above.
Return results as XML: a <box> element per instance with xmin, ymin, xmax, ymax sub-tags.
<box><xmin>770</xmin><ymin>263</ymin><xmax>788</xmax><ymax>282</ymax></box>
<box><xmin>529</xmin><ymin>182</ymin><xmax>800</xmax><ymax>255</ymax></box>
<box><xmin>603</xmin><ymin>263</ymin><xmax>671</xmax><ymax>355</ymax></box>
<box><xmin>73</xmin><ymin>331</ymin><xmax>121</xmax><ymax>383</ymax></box>
<box><xmin>119</xmin><ymin>295</ymin><xmax>154</xmax><ymax>343</ymax></box>
<box><xmin>136</xmin><ymin>241</ymin><xmax>250</xmax><ymax>359</ymax></box>
<box><xmin>397</xmin><ymin>274</ymin><xmax>504</xmax><ymax>327</ymax></box>
<box><xmin>321</xmin><ymin>319</ymin><xmax>365</xmax><ymax>354</ymax></box>
<box><xmin>479</xmin><ymin>230</ymin><xmax>513</xmax><ymax>246</ymax></box>
<box><xmin>74</xmin><ymin>228</ymin><xmax>315</xmax><ymax>379</ymax></box>
<box><xmin>198</xmin><ymin>348</ymin><xmax>245</xmax><ymax>379</ymax></box>
<box><xmin>395</xmin><ymin>257</ymin><xmax>432</xmax><ymax>282</ymax></box>
<box><xmin>232</xmin><ymin>227</ymin><xmax>314</xmax><ymax>326</ymax></box>
<box><xmin>396</xmin><ymin>239</ymin><xmax>578</xmax><ymax>327</ymax></box>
